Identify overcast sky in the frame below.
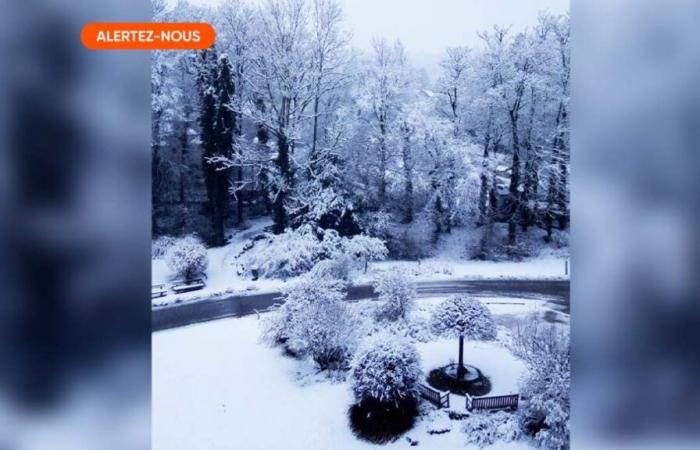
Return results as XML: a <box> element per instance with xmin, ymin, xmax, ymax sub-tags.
<box><xmin>186</xmin><ymin>0</ymin><xmax>569</xmax><ymax>75</ymax></box>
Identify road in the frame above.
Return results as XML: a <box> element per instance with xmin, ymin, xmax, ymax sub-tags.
<box><xmin>152</xmin><ymin>279</ymin><xmax>569</xmax><ymax>332</ymax></box>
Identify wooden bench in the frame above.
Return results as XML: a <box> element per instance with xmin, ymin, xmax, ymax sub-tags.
<box><xmin>465</xmin><ymin>393</ymin><xmax>519</xmax><ymax>412</ymax></box>
<box><xmin>171</xmin><ymin>278</ymin><xmax>206</xmax><ymax>294</ymax></box>
<box><xmin>418</xmin><ymin>383</ymin><xmax>450</xmax><ymax>409</ymax></box>
<box><xmin>151</xmin><ymin>284</ymin><xmax>167</xmax><ymax>299</ymax></box>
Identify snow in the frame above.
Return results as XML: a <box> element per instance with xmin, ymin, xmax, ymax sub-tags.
<box><xmin>152</xmin><ymin>294</ymin><xmax>563</xmax><ymax>450</ymax></box>
<box><xmin>153</xmin><ymin>219</ymin><xmax>568</xmax><ymax>308</ymax></box>
<box><xmin>152</xmin><ymin>218</ymin><xmax>287</xmax><ymax>307</ymax></box>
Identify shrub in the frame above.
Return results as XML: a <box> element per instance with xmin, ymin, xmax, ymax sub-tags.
<box><xmin>239</xmin><ymin>224</ymin><xmax>387</xmax><ymax>280</ymax></box>
<box><xmin>510</xmin><ymin>315</ymin><xmax>570</xmax><ymax>450</ymax></box>
<box><xmin>262</xmin><ymin>275</ymin><xmax>358</xmax><ymax>370</ymax></box>
<box><xmin>373</xmin><ymin>269</ymin><xmax>416</xmax><ymax>322</ymax></box>
<box><xmin>239</xmin><ymin>225</ymin><xmax>344</xmax><ymax>279</ymax></box>
<box><xmin>308</xmin><ymin>256</ymin><xmax>353</xmax><ymax>283</ymax></box>
<box><xmin>351</xmin><ymin>334</ymin><xmax>422</xmax><ymax>404</ymax></box>
<box><xmin>463</xmin><ymin>411</ymin><xmax>522</xmax><ymax>448</ymax></box>
<box><xmin>349</xmin><ymin>334</ymin><xmax>423</xmax><ymax>443</ymax></box>
<box><xmin>349</xmin><ymin>397</ymin><xmax>419</xmax><ymax>444</ymax></box>
<box><xmin>343</xmin><ymin>234</ymin><xmax>388</xmax><ymax>271</ymax></box>
<box><xmin>260</xmin><ymin>279</ymin><xmax>315</xmax><ymax>349</ymax></box>
<box><xmin>152</xmin><ymin>235</ymin><xmax>177</xmax><ymax>259</ymax></box>
<box><xmin>165</xmin><ymin>235</ymin><xmax>208</xmax><ymax>280</ymax></box>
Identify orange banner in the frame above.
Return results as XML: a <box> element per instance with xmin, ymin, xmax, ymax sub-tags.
<box><xmin>81</xmin><ymin>22</ymin><xmax>215</xmax><ymax>50</ymax></box>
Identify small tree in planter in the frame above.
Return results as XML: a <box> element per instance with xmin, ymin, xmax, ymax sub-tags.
<box><xmin>349</xmin><ymin>334</ymin><xmax>423</xmax><ymax>443</ymax></box>
<box><xmin>430</xmin><ymin>295</ymin><xmax>496</xmax><ymax>379</ymax></box>
<box><xmin>373</xmin><ymin>269</ymin><xmax>416</xmax><ymax>322</ymax></box>
<box><xmin>165</xmin><ymin>235</ymin><xmax>208</xmax><ymax>280</ymax></box>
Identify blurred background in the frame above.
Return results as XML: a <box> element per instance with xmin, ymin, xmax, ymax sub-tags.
<box><xmin>0</xmin><ymin>0</ymin><xmax>698</xmax><ymax>449</ymax></box>
<box><xmin>0</xmin><ymin>0</ymin><xmax>151</xmax><ymax>449</ymax></box>
<box><xmin>573</xmin><ymin>0</ymin><xmax>700</xmax><ymax>448</ymax></box>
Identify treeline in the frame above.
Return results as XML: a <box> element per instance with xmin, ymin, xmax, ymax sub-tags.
<box><xmin>151</xmin><ymin>0</ymin><xmax>569</xmax><ymax>258</ymax></box>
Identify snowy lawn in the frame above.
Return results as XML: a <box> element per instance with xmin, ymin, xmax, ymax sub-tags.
<box><xmin>152</xmin><ymin>297</ymin><xmax>562</xmax><ymax>449</ymax></box>
<box><xmin>359</xmin><ymin>255</ymin><xmax>569</xmax><ymax>284</ymax></box>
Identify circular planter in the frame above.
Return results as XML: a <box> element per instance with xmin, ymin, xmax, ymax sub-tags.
<box><xmin>426</xmin><ymin>363</ymin><xmax>492</xmax><ymax>397</ymax></box>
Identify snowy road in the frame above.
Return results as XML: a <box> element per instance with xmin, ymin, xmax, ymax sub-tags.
<box><xmin>152</xmin><ymin>279</ymin><xmax>569</xmax><ymax>332</ymax></box>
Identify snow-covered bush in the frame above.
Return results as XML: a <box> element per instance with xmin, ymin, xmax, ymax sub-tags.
<box><xmin>431</xmin><ymin>296</ymin><xmax>496</xmax><ymax>379</ymax></box>
<box><xmin>373</xmin><ymin>269</ymin><xmax>416</xmax><ymax>322</ymax></box>
<box><xmin>308</xmin><ymin>255</ymin><xmax>353</xmax><ymax>282</ymax></box>
<box><xmin>292</xmin><ymin>294</ymin><xmax>359</xmax><ymax>370</ymax></box>
<box><xmin>263</xmin><ymin>274</ymin><xmax>358</xmax><ymax>370</ymax></box>
<box><xmin>463</xmin><ymin>411</ymin><xmax>522</xmax><ymax>448</ymax></box>
<box><xmin>165</xmin><ymin>235</ymin><xmax>208</xmax><ymax>280</ymax></box>
<box><xmin>510</xmin><ymin>315</ymin><xmax>570</xmax><ymax>450</ymax></box>
<box><xmin>260</xmin><ymin>277</ymin><xmax>317</xmax><ymax>348</ymax></box>
<box><xmin>343</xmin><ymin>234</ymin><xmax>388</xmax><ymax>271</ymax></box>
<box><xmin>349</xmin><ymin>334</ymin><xmax>422</xmax><ymax>443</ymax></box>
<box><xmin>152</xmin><ymin>235</ymin><xmax>177</xmax><ymax>259</ymax></box>
<box><xmin>239</xmin><ymin>225</ymin><xmax>344</xmax><ymax>279</ymax></box>
<box><xmin>351</xmin><ymin>334</ymin><xmax>422</xmax><ymax>405</ymax></box>
<box><xmin>239</xmin><ymin>223</ymin><xmax>387</xmax><ymax>280</ymax></box>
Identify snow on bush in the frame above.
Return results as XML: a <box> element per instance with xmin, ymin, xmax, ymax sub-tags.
<box><xmin>510</xmin><ymin>315</ymin><xmax>570</xmax><ymax>450</ymax></box>
<box><xmin>239</xmin><ymin>225</ymin><xmax>343</xmax><ymax>279</ymax></box>
<box><xmin>239</xmin><ymin>225</ymin><xmax>386</xmax><ymax>280</ymax></box>
<box><xmin>430</xmin><ymin>295</ymin><xmax>497</xmax><ymax>340</ymax></box>
<box><xmin>152</xmin><ymin>235</ymin><xmax>177</xmax><ymax>259</ymax></box>
<box><xmin>308</xmin><ymin>256</ymin><xmax>352</xmax><ymax>282</ymax></box>
<box><xmin>373</xmin><ymin>269</ymin><xmax>416</xmax><ymax>322</ymax></box>
<box><xmin>262</xmin><ymin>274</ymin><xmax>359</xmax><ymax>370</ymax></box>
<box><xmin>463</xmin><ymin>411</ymin><xmax>522</xmax><ymax>448</ymax></box>
<box><xmin>344</xmin><ymin>234</ymin><xmax>388</xmax><ymax>271</ymax></box>
<box><xmin>165</xmin><ymin>235</ymin><xmax>208</xmax><ymax>280</ymax></box>
<box><xmin>351</xmin><ymin>333</ymin><xmax>422</xmax><ymax>406</ymax></box>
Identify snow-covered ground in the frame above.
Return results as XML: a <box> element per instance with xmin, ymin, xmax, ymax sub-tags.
<box><xmin>153</xmin><ymin>297</ymin><xmax>566</xmax><ymax>450</ymax></box>
<box><xmin>152</xmin><ymin>221</ymin><xmax>569</xmax><ymax>308</ymax></box>
<box><xmin>152</xmin><ymin>219</ymin><xmax>286</xmax><ymax>307</ymax></box>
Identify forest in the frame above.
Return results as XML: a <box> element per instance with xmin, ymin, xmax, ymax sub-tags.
<box><xmin>151</xmin><ymin>0</ymin><xmax>570</xmax><ymax>262</ymax></box>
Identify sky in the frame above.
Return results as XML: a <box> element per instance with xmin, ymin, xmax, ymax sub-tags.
<box><xmin>185</xmin><ymin>0</ymin><xmax>569</xmax><ymax>76</ymax></box>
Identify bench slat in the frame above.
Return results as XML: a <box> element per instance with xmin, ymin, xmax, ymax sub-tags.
<box><xmin>466</xmin><ymin>394</ymin><xmax>519</xmax><ymax>411</ymax></box>
<box><xmin>418</xmin><ymin>384</ymin><xmax>449</xmax><ymax>409</ymax></box>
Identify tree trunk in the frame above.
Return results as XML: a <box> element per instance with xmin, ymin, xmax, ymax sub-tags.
<box><xmin>378</xmin><ymin>115</ymin><xmax>387</xmax><ymax>208</ymax></box>
<box><xmin>483</xmin><ymin>106</ymin><xmax>493</xmax><ymax>157</ymax></box>
<box><xmin>152</xmin><ymin>112</ymin><xmax>162</xmax><ymax>237</ymax></box>
<box><xmin>311</xmin><ymin>95</ymin><xmax>320</xmax><ymax>163</ymax></box>
<box><xmin>236</xmin><ymin>166</ymin><xmax>244</xmax><ymax>227</ymax></box>
<box><xmin>457</xmin><ymin>335</ymin><xmax>465</xmax><ymax>379</ymax></box>
<box><xmin>401</xmin><ymin>123</ymin><xmax>414</xmax><ymax>223</ymax></box>
<box><xmin>272</xmin><ymin>132</ymin><xmax>290</xmax><ymax>234</ymax></box>
<box><xmin>507</xmin><ymin>113</ymin><xmax>521</xmax><ymax>253</ymax></box>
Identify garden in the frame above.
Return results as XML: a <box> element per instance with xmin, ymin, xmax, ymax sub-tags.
<box><xmin>153</xmin><ymin>268</ymin><xmax>569</xmax><ymax>450</ymax></box>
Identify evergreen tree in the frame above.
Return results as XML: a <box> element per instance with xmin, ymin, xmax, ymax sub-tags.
<box><xmin>197</xmin><ymin>48</ymin><xmax>232</xmax><ymax>246</ymax></box>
